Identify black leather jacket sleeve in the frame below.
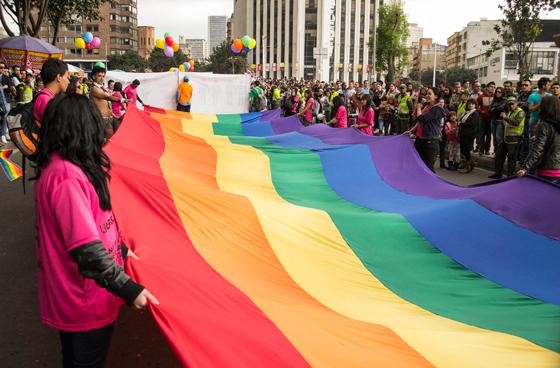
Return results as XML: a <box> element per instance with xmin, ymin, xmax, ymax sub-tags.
<box><xmin>69</xmin><ymin>241</ymin><xmax>144</xmax><ymax>306</ymax></box>
<box><xmin>523</xmin><ymin>121</ymin><xmax>554</xmax><ymax>171</ymax></box>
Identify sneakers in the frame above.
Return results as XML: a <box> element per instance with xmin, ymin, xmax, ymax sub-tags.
<box><xmin>0</xmin><ymin>135</ymin><xmax>7</xmax><ymax>145</ymax></box>
<box><xmin>488</xmin><ymin>173</ymin><xmax>503</xmax><ymax>180</ymax></box>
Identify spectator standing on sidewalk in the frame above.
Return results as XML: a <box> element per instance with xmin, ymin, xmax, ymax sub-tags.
<box><xmin>458</xmin><ymin>98</ymin><xmax>480</xmax><ymax>173</ymax></box>
<box><xmin>489</xmin><ymin>97</ymin><xmax>525</xmax><ymax>179</ymax></box>
<box><xmin>477</xmin><ymin>83</ymin><xmax>495</xmax><ymax>154</ymax></box>
<box><xmin>517</xmin><ymin>96</ymin><xmax>560</xmax><ymax>185</ymax></box>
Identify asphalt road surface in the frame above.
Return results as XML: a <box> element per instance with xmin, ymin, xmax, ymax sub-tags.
<box><xmin>0</xmin><ymin>149</ymin><xmax>494</xmax><ymax>367</ymax></box>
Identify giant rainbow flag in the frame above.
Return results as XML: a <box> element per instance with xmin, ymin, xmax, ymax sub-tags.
<box><xmin>105</xmin><ymin>106</ymin><xmax>560</xmax><ymax>367</ymax></box>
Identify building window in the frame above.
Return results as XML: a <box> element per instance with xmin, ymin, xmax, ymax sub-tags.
<box><xmin>85</xmin><ymin>25</ymin><xmax>99</xmax><ymax>32</ymax></box>
<box><xmin>530</xmin><ymin>51</ymin><xmax>555</xmax><ymax>75</ymax></box>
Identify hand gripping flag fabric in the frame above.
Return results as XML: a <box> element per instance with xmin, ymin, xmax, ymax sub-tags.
<box><xmin>104</xmin><ymin>106</ymin><xmax>560</xmax><ymax>368</ymax></box>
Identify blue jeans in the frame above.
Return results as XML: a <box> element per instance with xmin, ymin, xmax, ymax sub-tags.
<box><xmin>491</xmin><ymin>119</ymin><xmax>504</xmax><ymax>152</ymax></box>
<box><xmin>477</xmin><ymin>118</ymin><xmax>491</xmax><ymax>152</ymax></box>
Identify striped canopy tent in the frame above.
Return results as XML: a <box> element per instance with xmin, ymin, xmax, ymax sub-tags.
<box><xmin>105</xmin><ymin>106</ymin><xmax>560</xmax><ymax>367</ymax></box>
<box><xmin>0</xmin><ymin>35</ymin><xmax>63</xmax><ymax>70</ymax></box>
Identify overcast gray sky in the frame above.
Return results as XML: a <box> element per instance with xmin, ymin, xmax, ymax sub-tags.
<box><xmin>138</xmin><ymin>0</ymin><xmax>560</xmax><ymax>44</ymax></box>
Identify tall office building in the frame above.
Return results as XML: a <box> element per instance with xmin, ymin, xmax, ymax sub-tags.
<box><xmin>231</xmin><ymin>0</ymin><xmax>384</xmax><ymax>81</ymax></box>
<box><xmin>445</xmin><ymin>19</ymin><xmax>500</xmax><ymax>69</ymax></box>
<box><xmin>179</xmin><ymin>37</ymin><xmax>208</xmax><ymax>62</ymax></box>
<box><xmin>406</xmin><ymin>23</ymin><xmax>423</xmax><ymax>48</ymax></box>
<box><xmin>38</xmin><ymin>0</ymin><xmax>138</xmax><ymax>69</ymax></box>
<box><xmin>138</xmin><ymin>26</ymin><xmax>155</xmax><ymax>59</ymax></box>
<box><xmin>208</xmin><ymin>15</ymin><xmax>228</xmax><ymax>56</ymax></box>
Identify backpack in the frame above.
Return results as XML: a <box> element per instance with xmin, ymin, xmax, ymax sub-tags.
<box><xmin>7</xmin><ymin>91</ymin><xmax>47</xmax><ymax>193</ymax></box>
<box><xmin>255</xmin><ymin>88</ymin><xmax>268</xmax><ymax>111</ymax></box>
<box><xmin>7</xmin><ymin>91</ymin><xmax>46</xmax><ymax>160</ymax></box>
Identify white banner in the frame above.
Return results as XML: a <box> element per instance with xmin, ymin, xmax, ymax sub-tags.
<box><xmin>105</xmin><ymin>71</ymin><xmax>251</xmax><ymax>114</ymax></box>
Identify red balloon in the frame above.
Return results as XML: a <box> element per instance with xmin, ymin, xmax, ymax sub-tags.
<box><xmin>165</xmin><ymin>36</ymin><xmax>174</xmax><ymax>47</ymax></box>
<box><xmin>85</xmin><ymin>42</ymin><xmax>93</xmax><ymax>51</ymax></box>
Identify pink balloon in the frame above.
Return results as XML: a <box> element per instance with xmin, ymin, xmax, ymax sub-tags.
<box><xmin>164</xmin><ymin>45</ymin><xmax>174</xmax><ymax>57</ymax></box>
<box><xmin>91</xmin><ymin>37</ymin><xmax>101</xmax><ymax>48</ymax></box>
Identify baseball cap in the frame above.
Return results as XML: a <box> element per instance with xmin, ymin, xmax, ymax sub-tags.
<box><xmin>507</xmin><ymin>97</ymin><xmax>517</xmax><ymax>103</ymax></box>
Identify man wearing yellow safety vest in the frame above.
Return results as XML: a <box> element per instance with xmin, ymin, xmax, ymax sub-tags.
<box><xmin>395</xmin><ymin>84</ymin><xmax>413</xmax><ymax>134</ymax></box>
<box><xmin>16</xmin><ymin>72</ymin><xmax>35</xmax><ymax>105</ymax></box>
<box><xmin>489</xmin><ymin>97</ymin><xmax>525</xmax><ymax>179</ymax></box>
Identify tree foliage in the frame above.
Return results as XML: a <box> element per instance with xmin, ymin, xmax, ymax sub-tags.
<box><xmin>108</xmin><ymin>50</ymin><xmax>148</xmax><ymax>72</ymax></box>
<box><xmin>200</xmin><ymin>41</ymin><xmax>249</xmax><ymax>74</ymax></box>
<box><xmin>0</xmin><ymin>0</ymin><xmax>48</xmax><ymax>37</ymax></box>
<box><xmin>47</xmin><ymin>0</ymin><xmax>108</xmax><ymax>45</ymax></box>
<box><xmin>0</xmin><ymin>0</ymin><xmax>108</xmax><ymax>42</ymax></box>
<box><xmin>374</xmin><ymin>2</ymin><xmax>409</xmax><ymax>84</ymax></box>
<box><xmin>485</xmin><ymin>0</ymin><xmax>560</xmax><ymax>81</ymax></box>
<box><xmin>444</xmin><ymin>67</ymin><xmax>478</xmax><ymax>85</ymax></box>
<box><xmin>148</xmin><ymin>48</ymin><xmax>189</xmax><ymax>72</ymax></box>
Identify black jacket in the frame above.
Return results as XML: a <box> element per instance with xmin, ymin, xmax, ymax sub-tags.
<box><xmin>417</xmin><ymin>104</ymin><xmax>445</xmax><ymax>140</ymax></box>
<box><xmin>523</xmin><ymin>119</ymin><xmax>560</xmax><ymax>172</ymax></box>
<box><xmin>458</xmin><ymin>110</ymin><xmax>480</xmax><ymax>138</ymax></box>
<box><xmin>489</xmin><ymin>97</ymin><xmax>507</xmax><ymax>120</ymax></box>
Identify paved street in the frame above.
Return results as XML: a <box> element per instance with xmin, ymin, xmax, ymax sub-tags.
<box><xmin>0</xmin><ymin>149</ymin><xmax>494</xmax><ymax>367</ymax></box>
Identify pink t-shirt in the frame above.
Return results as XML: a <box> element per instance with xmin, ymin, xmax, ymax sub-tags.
<box><xmin>33</xmin><ymin>88</ymin><xmax>55</xmax><ymax>122</ymax></box>
<box><xmin>291</xmin><ymin>95</ymin><xmax>300</xmax><ymax>113</ymax></box>
<box><xmin>35</xmin><ymin>153</ymin><xmax>123</xmax><ymax>332</ymax></box>
<box><xmin>111</xmin><ymin>91</ymin><xmax>125</xmax><ymax>118</ymax></box>
<box><xmin>334</xmin><ymin>105</ymin><xmax>348</xmax><ymax>128</ymax></box>
<box><xmin>303</xmin><ymin>98</ymin><xmax>315</xmax><ymax>123</ymax></box>
<box><xmin>123</xmin><ymin>84</ymin><xmax>138</xmax><ymax>105</ymax></box>
<box><xmin>358</xmin><ymin>107</ymin><xmax>374</xmax><ymax>135</ymax></box>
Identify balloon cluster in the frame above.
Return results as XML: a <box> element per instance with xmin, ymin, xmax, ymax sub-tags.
<box><xmin>75</xmin><ymin>32</ymin><xmax>101</xmax><ymax>51</ymax></box>
<box><xmin>156</xmin><ymin>32</ymin><xmax>180</xmax><ymax>58</ymax></box>
<box><xmin>169</xmin><ymin>61</ymin><xmax>195</xmax><ymax>73</ymax></box>
<box><xmin>231</xmin><ymin>35</ymin><xmax>256</xmax><ymax>54</ymax></box>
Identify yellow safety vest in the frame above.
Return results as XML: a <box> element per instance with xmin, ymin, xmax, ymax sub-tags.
<box><xmin>505</xmin><ymin>108</ymin><xmax>525</xmax><ymax>140</ymax></box>
<box><xmin>22</xmin><ymin>84</ymin><xmax>33</xmax><ymax>103</ymax></box>
<box><xmin>397</xmin><ymin>94</ymin><xmax>410</xmax><ymax>115</ymax></box>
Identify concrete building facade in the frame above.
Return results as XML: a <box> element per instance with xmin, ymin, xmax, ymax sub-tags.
<box><xmin>445</xmin><ymin>19</ymin><xmax>499</xmax><ymax>69</ymax></box>
<box><xmin>412</xmin><ymin>38</ymin><xmax>447</xmax><ymax>73</ymax></box>
<box><xmin>231</xmin><ymin>0</ymin><xmax>384</xmax><ymax>82</ymax></box>
<box><xmin>179</xmin><ymin>37</ymin><xmax>208</xmax><ymax>62</ymax></box>
<box><xmin>406</xmin><ymin>22</ymin><xmax>423</xmax><ymax>48</ymax></box>
<box><xmin>137</xmin><ymin>26</ymin><xmax>155</xmax><ymax>59</ymax></box>
<box><xmin>38</xmin><ymin>0</ymin><xmax>138</xmax><ymax>69</ymax></box>
<box><xmin>208</xmin><ymin>15</ymin><xmax>228</xmax><ymax>56</ymax></box>
<box><xmin>465</xmin><ymin>20</ymin><xmax>560</xmax><ymax>84</ymax></box>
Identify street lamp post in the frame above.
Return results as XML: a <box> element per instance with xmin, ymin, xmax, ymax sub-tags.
<box><xmin>433</xmin><ymin>43</ymin><xmax>437</xmax><ymax>86</ymax></box>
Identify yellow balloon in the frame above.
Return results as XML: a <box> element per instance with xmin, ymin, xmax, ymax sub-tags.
<box><xmin>75</xmin><ymin>38</ymin><xmax>86</xmax><ymax>49</ymax></box>
<box><xmin>156</xmin><ymin>38</ymin><xmax>165</xmax><ymax>49</ymax></box>
<box><xmin>179</xmin><ymin>64</ymin><xmax>185</xmax><ymax>72</ymax></box>
<box><xmin>248</xmin><ymin>38</ymin><xmax>256</xmax><ymax>49</ymax></box>
<box><xmin>169</xmin><ymin>67</ymin><xmax>176</xmax><ymax>72</ymax></box>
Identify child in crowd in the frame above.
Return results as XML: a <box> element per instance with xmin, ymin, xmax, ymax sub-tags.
<box><xmin>111</xmin><ymin>82</ymin><xmax>126</xmax><ymax>124</ymax></box>
<box><xmin>444</xmin><ymin>111</ymin><xmax>461</xmax><ymax>170</ymax></box>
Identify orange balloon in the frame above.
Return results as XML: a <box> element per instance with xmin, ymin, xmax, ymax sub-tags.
<box><xmin>172</xmin><ymin>42</ymin><xmax>179</xmax><ymax>52</ymax></box>
<box><xmin>233</xmin><ymin>39</ymin><xmax>243</xmax><ymax>50</ymax></box>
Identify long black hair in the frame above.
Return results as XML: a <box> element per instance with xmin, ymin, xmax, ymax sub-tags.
<box><xmin>34</xmin><ymin>94</ymin><xmax>112</xmax><ymax>210</ymax></box>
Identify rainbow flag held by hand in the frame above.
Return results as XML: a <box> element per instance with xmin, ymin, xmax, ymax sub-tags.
<box><xmin>0</xmin><ymin>149</ymin><xmax>23</xmax><ymax>181</ymax></box>
<box><xmin>105</xmin><ymin>106</ymin><xmax>560</xmax><ymax>368</ymax></box>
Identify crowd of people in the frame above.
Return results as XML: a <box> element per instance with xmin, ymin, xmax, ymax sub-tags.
<box><xmin>250</xmin><ymin>77</ymin><xmax>560</xmax><ymax>184</ymax></box>
<box><xmin>0</xmin><ymin>61</ymin><xmax>146</xmax><ymax>144</ymax></box>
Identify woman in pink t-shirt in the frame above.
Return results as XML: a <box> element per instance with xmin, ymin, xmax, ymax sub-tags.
<box><xmin>111</xmin><ymin>82</ymin><xmax>126</xmax><ymax>119</ymax></box>
<box><xmin>34</xmin><ymin>94</ymin><xmax>158</xmax><ymax>367</ymax></box>
<box><xmin>297</xmin><ymin>89</ymin><xmax>316</xmax><ymax>126</ymax></box>
<box><xmin>354</xmin><ymin>94</ymin><xmax>375</xmax><ymax>135</ymax></box>
<box><xmin>328</xmin><ymin>95</ymin><xmax>348</xmax><ymax>128</ymax></box>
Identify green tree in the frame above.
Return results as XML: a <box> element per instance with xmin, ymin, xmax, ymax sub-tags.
<box><xmin>420</xmin><ymin>69</ymin><xmax>445</xmax><ymax>86</ymax></box>
<box><xmin>444</xmin><ymin>67</ymin><xmax>478</xmax><ymax>85</ymax></box>
<box><xmin>374</xmin><ymin>2</ymin><xmax>409</xmax><ymax>84</ymax></box>
<box><xmin>148</xmin><ymin>48</ymin><xmax>189</xmax><ymax>72</ymax></box>
<box><xmin>108</xmin><ymin>50</ymin><xmax>148</xmax><ymax>72</ymax></box>
<box><xmin>485</xmin><ymin>0</ymin><xmax>560</xmax><ymax>81</ymax></box>
<box><xmin>0</xmin><ymin>0</ymin><xmax>48</xmax><ymax>37</ymax></box>
<box><xmin>203</xmin><ymin>41</ymin><xmax>249</xmax><ymax>74</ymax></box>
<box><xmin>47</xmin><ymin>0</ymin><xmax>109</xmax><ymax>45</ymax></box>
